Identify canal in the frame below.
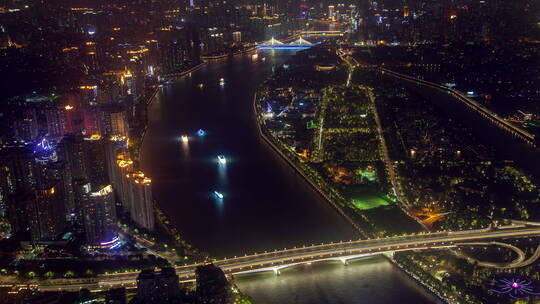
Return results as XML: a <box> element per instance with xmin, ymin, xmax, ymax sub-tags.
<box><xmin>141</xmin><ymin>50</ymin><xmax>438</xmax><ymax>303</ymax></box>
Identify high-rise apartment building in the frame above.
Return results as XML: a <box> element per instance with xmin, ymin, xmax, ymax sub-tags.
<box><xmin>82</xmin><ymin>184</ymin><xmax>117</xmax><ymax>245</ymax></box>
<box><xmin>127</xmin><ymin>171</ymin><xmax>154</xmax><ymax>231</ymax></box>
<box><xmin>26</xmin><ymin>182</ymin><xmax>66</xmax><ymax>242</ymax></box>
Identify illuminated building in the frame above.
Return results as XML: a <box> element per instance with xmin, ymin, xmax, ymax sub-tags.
<box><xmin>104</xmin><ymin>136</ymin><xmax>127</xmax><ymax>210</ymax></box>
<box><xmin>114</xmin><ymin>152</ymin><xmax>133</xmax><ymax>214</ymax></box>
<box><xmin>13</xmin><ymin>108</ymin><xmax>38</xmax><ymax>142</ymax></box>
<box><xmin>232</xmin><ymin>31</ymin><xmax>241</xmax><ymax>43</ymax></box>
<box><xmin>83</xmin><ymin>103</ymin><xmax>101</xmax><ymax>136</ymax></box>
<box><xmin>122</xmin><ymin>70</ymin><xmax>136</xmax><ymax>96</ymax></box>
<box><xmin>59</xmin><ymin>134</ymin><xmax>110</xmax><ymax>210</ymax></box>
<box><xmin>79</xmin><ymin>85</ymin><xmax>98</xmax><ymax>105</ymax></box>
<box><xmin>26</xmin><ymin>183</ymin><xmax>66</xmax><ymax>242</ymax></box>
<box><xmin>328</xmin><ymin>5</ymin><xmax>335</xmax><ymax>21</ymax></box>
<box><xmin>83</xmin><ymin>134</ymin><xmax>110</xmax><ymax>189</ymax></box>
<box><xmin>99</xmin><ymin>104</ymin><xmax>129</xmax><ymax>137</ymax></box>
<box><xmin>127</xmin><ymin>171</ymin><xmax>154</xmax><ymax>231</ymax></box>
<box><xmin>0</xmin><ymin>144</ymin><xmax>36</xmax><ymax>196</ymax></box>
<box><xmin>44</xmin><ymin>106</ymin><xmax>67</xmax><ymax>139</ymax></box>
<box><xmin>82</xmin><ymin>185</ymin><xmax>117</xmax><ymax>245</ymax></box>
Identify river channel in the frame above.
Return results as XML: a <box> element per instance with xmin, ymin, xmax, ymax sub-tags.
<box><xmin>141</xmin><ymin>50</ymin><xmax>438</xmax><ymax>303</ymax></box>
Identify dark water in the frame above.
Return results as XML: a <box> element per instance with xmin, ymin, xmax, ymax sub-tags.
<box><xmin>141</xmin><ymin>51</ymin><xmax>437</xmax><ymax>303</ymax></box>
<box><xmin>236</xmin><ymin>256</ymin><xmax>438</xmax><ymax>304</ymax></box>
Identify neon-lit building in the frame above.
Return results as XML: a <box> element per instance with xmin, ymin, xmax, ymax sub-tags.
<box><xmin>82</xmin><ymin>184</ymin><xmax>117</xmax><ymax>245</ymax></box>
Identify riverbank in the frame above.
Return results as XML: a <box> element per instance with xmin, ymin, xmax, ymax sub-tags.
<box><xmin>253</xmin><ymin>90</ymin><xmax>447</xmax><ymax>303</ymax></box>
<box><xmin>162</xmin><ymin>61</ymin><xmax>207</xmax><ymax>79</ymax></box>
<box><xmin>253</xmin><ymin>93</ymin><xmax>368</xmax><ymax>237</ymax></box>
<box><xmin>201</xmin><ymin>46</ymin><xmax>258</xmax><ymax>60</ymax></box>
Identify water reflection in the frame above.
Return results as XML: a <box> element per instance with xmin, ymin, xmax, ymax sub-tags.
<box><xmin>236</xmin><ymin>256</ymin><xmax>438</xmax><ymax>304</ymax></box>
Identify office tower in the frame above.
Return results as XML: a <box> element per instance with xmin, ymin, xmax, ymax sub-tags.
<box><xmin>82</xmin><ymin>185</ymin><xmax>117</xmax><ymax>245</ymax></box>
<box><xmin>127</xmin><ymin>171</ymin><xmax>154</xmax><ymax>231</ymax></box>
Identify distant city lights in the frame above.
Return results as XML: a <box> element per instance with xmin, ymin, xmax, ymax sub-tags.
<box><xmin>181</xmin><ymin>135</ymin><xmax>189</xmax><ymax>142</ymax></box>
<box><xmin>197</xmin><ymin>129</ymin><xmax>206</xmax><ymax>136</ymax></box>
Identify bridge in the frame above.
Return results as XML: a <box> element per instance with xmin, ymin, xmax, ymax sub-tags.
<box><xmin>28</xmin><ymin>224</ymin><xmax>540</xmax><ymax>292</ymax></box>
<box><xmin>258</xmin><ymin>36</ymin><xmax>314</xmax><ymax>50</ymax></box>
<box><xmin>258</xmin><ymin>31</ymin><xmax>344</xmax><ymax>50</ymax></box>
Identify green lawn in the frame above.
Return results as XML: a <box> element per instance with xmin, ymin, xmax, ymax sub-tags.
<box><xmin>350</xmin><ymin>193</ymin><xmax>392</xmax><ymax>210</ymax></box>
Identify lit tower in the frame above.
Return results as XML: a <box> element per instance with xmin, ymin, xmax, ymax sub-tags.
<box><xmin>128</xmin><ymin>172</ymin><xmax>154</xmax><ymax>231</ymax></box>
<box><xmin>82</xmin><ymin>184</ymin><xmax>117</xmax><ymax>246</ymax></box>
<box><xmin>115</xmin><ymin>152</ymin><xmax>133</xmax><ymax>214</ymax></box>
<box><xmin>328</xmin><ymin>5</ymin><xmax>335</xmax><ymax>21</ymax></box>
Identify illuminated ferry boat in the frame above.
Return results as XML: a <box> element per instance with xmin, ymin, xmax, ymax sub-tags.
<box><xmin>214</xmin><ymin>191</ymin><xmax>224</xmax><ymax>199</ymax></box>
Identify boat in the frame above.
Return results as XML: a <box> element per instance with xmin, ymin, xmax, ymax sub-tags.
<box><xmin>181</xmin><ymin>135</ymin><xmax>189</xmax><ymax>142</ymax></box>
<box><xmin>218</xmin><ymin>155</ymin><xmax>226</xmax><ymax>164</ymax></box>
<box><xmin>214</xmin><ymin>191</ymin><xmax>224</xmax><ymax>199</ymax></box>
<box><xmin>197</xmin><ymin>83</ymin><xmax>204</xmax><ymax>88</ymax></box>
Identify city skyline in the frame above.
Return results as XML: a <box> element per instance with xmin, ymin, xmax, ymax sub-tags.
<box><xmin>0</xmin><ymin>0</ymin><xmax>539</xmax><ymax>303</ymax></box>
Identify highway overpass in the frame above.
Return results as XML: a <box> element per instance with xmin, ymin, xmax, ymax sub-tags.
<box><xmin>28</xmin><ymin>224</ymin><xmax>540</xmax><ymax>292</ymax></box>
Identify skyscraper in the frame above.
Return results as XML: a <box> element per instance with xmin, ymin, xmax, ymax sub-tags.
<box><xmin>113</xmin><ymin>151</ymin><xmax>133</xmax><ymax>214</ymax></box>
<box><xmin>83</xmin><ymin>135</ymin><xmax>109</xmax><ymax>189</ymax></box>
<box><xmin>26</xmin><ymin>182</ymin><xmax>66</xmax><ymax>242</ymax></box>
<box><xmin>127</xmin><ymin>171</ymin><xmax>154</xmax><ymax>231</ymax></box>
<box><xmin>82</xmin><ymin>184</ymin><xmax>117</xmax><ymax>245</ymax></box>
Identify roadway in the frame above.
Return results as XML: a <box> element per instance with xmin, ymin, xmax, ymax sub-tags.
<box><xmin>29</xmin><ymin>225</ymin><xmax>540</xmax><ymax>292</ymax></box>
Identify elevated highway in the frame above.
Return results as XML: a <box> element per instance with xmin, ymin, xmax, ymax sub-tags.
<box><xmin>30</xmin><ymin>225</ymin><xmax>540</xmax><ymax>292</ymax></box>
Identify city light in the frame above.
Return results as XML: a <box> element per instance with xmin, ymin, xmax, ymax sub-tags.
<box><xmin>90</xmin><ymin>185</ymin><xmax>113</xmax><ymax>196</ymax></box>
<box><xmin>218</xmin><ymin>155</ymin><xmax>226</xmax><ymax>164</ymax></box>
<box><xmin>197</xmin><ymin>129</ymin><xmax>206</xmax><ymax>136</ymax></box>
<box><xmin>181</xmin><ymin>135</ymin><xmax>189</xmax><ymax>142</ymax></box>
<box><xmin>84</xmin><ymin>134</ymin><xmax>102</xmax><ymax>141</ymax></box>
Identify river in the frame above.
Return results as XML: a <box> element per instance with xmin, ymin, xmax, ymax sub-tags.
<box><xmin>141</xmin><ymin>50</ymin><xmax>438</xmax><ymax>303</ymax></box>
